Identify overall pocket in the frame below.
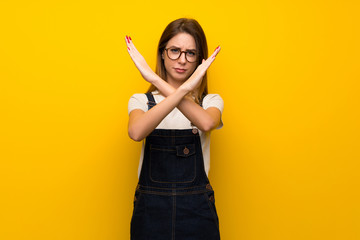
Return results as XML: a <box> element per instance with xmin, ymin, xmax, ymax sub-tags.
<box><xmin>203</xmin><ymin>190</ymin><xmax>220</xmax><ymax>228</ymax></box>
<box><xmin>149</xmin><ymin>144</ymin><xmax>196</xmax><ymax>183</ymax></box>
<box><xmin>132</xmin><ymin>190</ymin><xmax>143</xmax><ymax>215</ymax></box>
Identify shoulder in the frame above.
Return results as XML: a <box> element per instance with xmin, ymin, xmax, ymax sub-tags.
<box><xmin>129</xmin><ymin>93</ymin><xmax>148</xmax><ymax>101</ymax></box>
<box><xmin>202</xmin><ymin>94</ymin><xmax>224</xmax><ymax>113</ymax></box>
<box><xmin>203</xmin><ymin>93</ymin><xmax>224</xmax><ymax>103</ymax></box>
<box><xmin>127</xmin><ymin>93</ymin><xmax>148</xmax><ymax>115</ymax></box>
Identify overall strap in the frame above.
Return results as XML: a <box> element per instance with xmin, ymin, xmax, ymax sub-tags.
<box><xmin>199</xmin><ymin>93</ymin><xmax>206</xmax><ymax>108</ymax></box>
<box><xmin>145</xmin><ymin>92</ymin><xmax>157</xmax><ymax>110</ymax></box>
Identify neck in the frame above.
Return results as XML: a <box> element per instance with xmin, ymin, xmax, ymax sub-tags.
<box><xmin>166</xmin><ymin>77</ymin><xmax>183</xmax><ymax>89</ymax></box>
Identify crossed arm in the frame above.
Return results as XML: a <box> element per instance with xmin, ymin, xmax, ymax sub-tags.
<box><xmin>125</xmin><ymin>36</ymin><xmax>222</xmax><ymax>141</ymax></box>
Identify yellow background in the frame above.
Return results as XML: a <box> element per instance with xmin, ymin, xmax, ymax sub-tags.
<box><xmin>1</xmin><ymin>0</ymin><xmax>359</xmax><ymax>239</ymax></box>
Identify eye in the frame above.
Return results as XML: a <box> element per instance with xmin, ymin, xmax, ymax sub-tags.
<box><xmin>187</xmin><ymin>51</ymin><xmax>196</xmax><ymax>56</ymax></box>
<box><xmin>170</xmin><ymin>48</ymin><xmax>180</xmax><ymax>53</ymax></box>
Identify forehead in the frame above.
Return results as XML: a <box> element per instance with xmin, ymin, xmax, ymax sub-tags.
<box><xmin>166</xmin><ymin>32</ymin><xmax>196</xmax><ymax>49</ymax></box>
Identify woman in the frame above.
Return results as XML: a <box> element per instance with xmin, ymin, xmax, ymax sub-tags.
<box><xmin>125</xmin><ymin>18</ymin><xmax>223</xmax><ymax>240</ymax></box>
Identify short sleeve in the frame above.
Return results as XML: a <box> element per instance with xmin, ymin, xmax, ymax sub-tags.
<box><xmin>202</xmin><ymin>94</ymin><xmax>224</xmax><ymax>129</ymax></box>
<box><xmin>128</xmin><ymin>94</ymin><xmax>148</xmax><ymax>115</ymax></box>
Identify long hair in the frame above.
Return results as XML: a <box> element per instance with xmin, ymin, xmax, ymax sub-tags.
<box><xmin>147</xmin><ymin>18</ymin><xmax>208</xmax><ymax>104</ymax></box>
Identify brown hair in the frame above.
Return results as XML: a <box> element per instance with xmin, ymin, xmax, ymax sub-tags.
<box><xmin>147</xmin><ymin>18</ymin><xmax>208</xmax><ymax>104</ymax></box>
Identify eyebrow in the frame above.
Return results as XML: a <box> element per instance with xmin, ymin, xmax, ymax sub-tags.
<box><xmin>168</xmin><ymin>45</ymin><xmax>196</xmax><ymax>51</ymax></box>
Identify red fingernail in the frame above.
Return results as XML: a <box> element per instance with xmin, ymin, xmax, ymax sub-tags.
<box><xmin>129</xmin><ymin>36</ymin><xmax>132</xmax><ymax>41</ymax></box>
<box><xmin>127</xmin><ymin>37</ymin><xmax>130</xmax><ymax>43</ymax></box>
<box><xmin>128</xmin><ymin>47</ymin><xmax>130</xmax><ymax>50</ymax></box>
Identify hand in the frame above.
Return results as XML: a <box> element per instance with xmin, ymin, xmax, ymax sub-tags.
<box><xmin>125</xmin><ymin>35</ymin><xmax>159</xmax><ymax>84</ymax></box>
<box><xmin>181</xmin><ymin>46</ymin><xmax>221</xmax><ymax>92</ymax></box>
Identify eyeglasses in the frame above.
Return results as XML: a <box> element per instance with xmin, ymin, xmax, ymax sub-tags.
<box><xmin>164</xmin><ymin>47</ymin><xmax>197</xmax><ymax>63</ymax></box>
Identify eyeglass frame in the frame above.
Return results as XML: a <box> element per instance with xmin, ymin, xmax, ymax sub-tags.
<box><xmin>163</xmin><ymin>47</ymin><xmax>198</xmax><ymax>63</ymax></box>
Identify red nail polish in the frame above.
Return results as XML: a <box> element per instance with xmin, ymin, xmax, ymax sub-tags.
<box><xmin>127</xmin><ymin>37</ymin><xmax>130</xmax><ymax>43</ymax></box>
<box><xmin>128</xmin><ymin>47</ymin><xmax>130</xmax><ymax>50</ymax></box>
<box><xmin>129</xmin><ymin>36</ymin><xmax>132</xmax><ymax>41</ymax></box>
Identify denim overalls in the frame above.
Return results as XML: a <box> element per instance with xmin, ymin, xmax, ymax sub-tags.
<box><xmin>130</xmin><ymin>92</ymin><xmax>220</xmax><ymax>240</ymax></box>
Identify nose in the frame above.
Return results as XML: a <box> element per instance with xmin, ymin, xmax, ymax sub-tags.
<box><xmin>178</xmin><ymin>52</ymin><xmax>187</xmax><ymax>64</ymax></box>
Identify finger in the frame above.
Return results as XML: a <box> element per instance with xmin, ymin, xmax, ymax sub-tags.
<box><xmin>211</xmin><ymin>45</ymin><xmax>221</xmax><ymax>59</ymax></box>
<box><xmin>125</xmin><ymin>36</ymin><xmax>131</xmax><ymax>52</ymax></box>
<box><xmin>127</xmin><ymin>36</ymin><xmax>141</xmax><ymax>55</ymax></box>
<box><xmin>201</xmin><ymin>47</ymin><xmax>220</xmax><ymax>69</ymax></box>
<box><xmin>125</xmin><ymin>36</ymin><xmax>139</xmax><ymax>60</ymax></box>
<box><xmin>126</xmin><ymin>35</ymin><xmax>131</xmax><ymax>44</ymax></box>
<box><xmin>125</xmin><ymin>35</ymin><xmax>137</xmax><ymax>54</ymax></box>
<box><xmin>126</xmin><ymin>35</ymin><xmax>131</xmax><ymax>46</ymax></box>
<box><xmin>201</xmin><ymin>46</ymin><xmax>220</xmax><ymax>67</ymax></box>
<box><xmin>126</xmin><ymin>35</ymin><xmax>133</xmax><ymax>49</ymax></box>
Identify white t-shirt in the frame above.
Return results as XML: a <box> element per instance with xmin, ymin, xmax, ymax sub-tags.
<box><xmin>128</xmin><ymin>91</ymin><xmax>224</xmax><ymax>178</ymax></box>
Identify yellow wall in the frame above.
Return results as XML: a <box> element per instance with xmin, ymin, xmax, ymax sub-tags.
<box><xmin>1</xmin><ymin>0</ymin><xmax>359</xmax><ymax>239</ymax></box>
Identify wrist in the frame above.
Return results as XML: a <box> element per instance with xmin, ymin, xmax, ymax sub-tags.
<box><xmin>178</xmin><ymin>83</ymin><xmax>191</xmax><ymax>95</ymax></box>
<box><xmin>149</xmin><ymin>74</ymin><xmax>162</xmax><ymax>85</ymax></box>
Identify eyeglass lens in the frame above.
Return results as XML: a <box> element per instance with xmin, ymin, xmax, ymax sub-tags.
<box><xmin>166</xmin><ymin>48</ymin><xmax>197</xmax><ymax>62</ymax></box>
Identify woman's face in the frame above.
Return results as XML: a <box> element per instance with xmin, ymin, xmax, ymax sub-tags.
<box><xmin>162</xmin><ymin>32</ymin><xmax>198</xmax><ymax>85</ymax></box>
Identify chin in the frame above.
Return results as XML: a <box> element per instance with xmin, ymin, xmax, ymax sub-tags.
<box><xmin>168</xmin><ymin>75</ymin><xmax>186</xmax><ymax>83</ymax></box>
<box><xmin>174</xmin><ymin>73</ymin><xmax>192</xmax><ymax>81</ymax></box>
